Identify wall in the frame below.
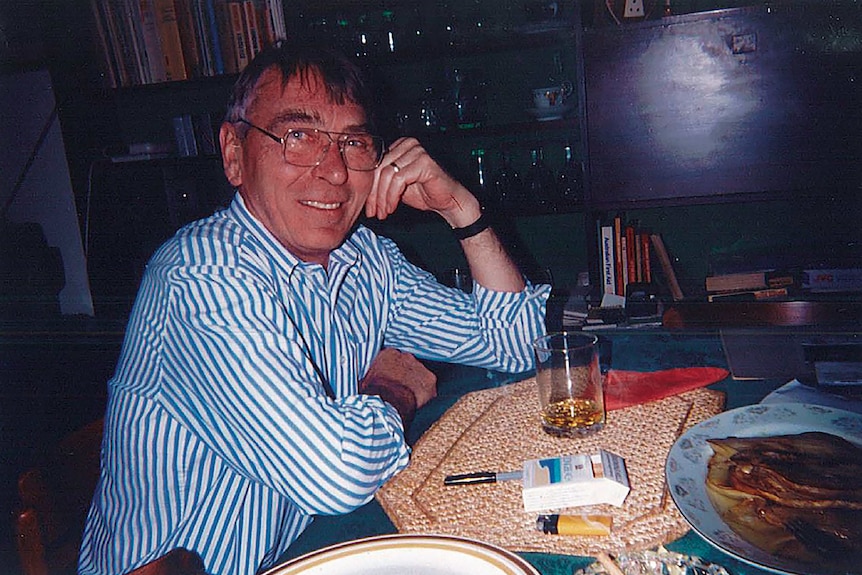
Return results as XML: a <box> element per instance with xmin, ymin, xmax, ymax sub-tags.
<box><xmin>1</xmin><ymin>69</ymin><xmax>94</xmax><ymax>316</ymax></box>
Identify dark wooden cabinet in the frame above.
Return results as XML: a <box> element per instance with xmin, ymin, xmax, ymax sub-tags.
<box><xmin>583</xmin><ymin>3</ymin><xmax>862</xmax><ymax>209</ymax></box>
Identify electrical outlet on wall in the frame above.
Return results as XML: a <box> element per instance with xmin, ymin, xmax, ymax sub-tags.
<box><xmin>624</xmin><ymin>0</ymin><xmax>645</xmax><ymax>18</ymax></box>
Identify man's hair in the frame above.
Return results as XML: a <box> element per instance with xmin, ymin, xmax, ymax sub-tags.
<box><xmin>224</xmin><ymin>41</ymin><xmax>377</xmax><ymax>131</ymax></box>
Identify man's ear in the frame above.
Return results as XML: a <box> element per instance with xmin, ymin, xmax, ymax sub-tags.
<box><xmin>220</xmin><ymin>122</ymin><xmax>242</xmax><ymax>187</ymax></box>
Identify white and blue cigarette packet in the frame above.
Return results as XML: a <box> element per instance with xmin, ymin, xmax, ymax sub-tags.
<box><xmin>522</xmin><ymin>450</ymin><xmax>630</xmax><ymax>512</ymax></box>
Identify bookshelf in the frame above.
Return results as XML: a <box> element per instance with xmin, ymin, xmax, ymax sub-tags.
<box><xmin>88</xmin><ymin>0</ymin><xmax>286</xmax><ymax>87</ymax></box>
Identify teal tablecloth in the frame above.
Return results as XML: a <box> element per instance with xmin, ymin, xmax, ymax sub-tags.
<box><xmin>278</xmin><ymin>330</ymin><xmax>787</xmax><ymax>574</ymax></box>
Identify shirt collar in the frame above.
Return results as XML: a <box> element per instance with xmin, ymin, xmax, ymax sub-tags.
<box><xmin>228</xmin><ymin>192</ymin><xmax>362</xmax><ymax>278</ymax></box>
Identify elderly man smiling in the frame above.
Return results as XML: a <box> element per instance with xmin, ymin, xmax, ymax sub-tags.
<box><xmin>79</xmin><ymin>41</ymin><xmax>548</xmax><ymax>575</ymax></box>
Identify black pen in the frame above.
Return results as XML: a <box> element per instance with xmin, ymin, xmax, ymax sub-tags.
<box><xmin>443</xmin><ymin>470</ymin><xmax>522</xmax><ymax>486</ymax></box>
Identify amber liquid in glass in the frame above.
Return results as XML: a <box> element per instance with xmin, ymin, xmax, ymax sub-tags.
<box><xmin>541</xmin><ymin>398</ymin><xmax>604</xmax><ymax>436</ymax></box>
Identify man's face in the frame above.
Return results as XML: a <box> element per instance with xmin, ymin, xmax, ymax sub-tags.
<box><xmin>222</xmin><ymin>68</ymin><xmax>376</xmax><ymax>266</ymax></box>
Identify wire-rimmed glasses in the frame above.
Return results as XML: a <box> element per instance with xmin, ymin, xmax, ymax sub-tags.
<box><xmin>237</xmin><ymin>118</ymin><xmax>385</xmax><ymax>172</ymax></box>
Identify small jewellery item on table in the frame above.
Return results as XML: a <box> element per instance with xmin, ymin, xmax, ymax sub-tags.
<box><xmin>575</xmin><ymin>547</ymin><xmax>731</xmax><ymax>575</ymax></box>
<box><xmin>390</xmin><ymin>162</ymin><xmax>400</xmax><ymax>173</ymax></box>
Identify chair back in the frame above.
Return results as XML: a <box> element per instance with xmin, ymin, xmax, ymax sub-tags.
<box><xmin>15</xmin><ymin>418</ymin><xmax>104</xmax><ymax>575</ymax></box>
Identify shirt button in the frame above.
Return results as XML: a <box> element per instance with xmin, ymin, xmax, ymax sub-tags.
<box><xmin>340</xmin><ymin>356</ymin><xmax>347</xmax><ymax>364</ymax></box>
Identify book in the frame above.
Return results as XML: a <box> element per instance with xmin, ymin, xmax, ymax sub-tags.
<box><xmin>265</xmin><ymin>0</ymin><xmax>285</xmax><ymax>41</ymax></box>
<box><xmin>600</xmin><ymin>224</ymin><xmax>616</xmax><ymax>296</ymax></box>
<box><xmin>153</xmin><ymin>0</ymin><xmax>188</xmax><ymax>80</ymax></box>
<box><xmin>89</xmin><ymin>0</ymin><xmax>123</xmax><ymax>87</ymax></box>
<box><xmin>173</xmin><ymin>0</ymin><xmax>202</xmax><ymax>78</ymax></box>
<box><xmin>242</xmin><ymin>0</ymin><xmax>262</xmax><ymax>58</ymax></box>
<box><xmin>707</xmin><ymin>287</ymin><xmax>791</xmax><ymax>303</ymax></box>
<box><xmin>802</xmin><ymin>267</ymin><xmax>862</xmax><ymax>292</ymax></box>
<box><xmin>228</xmin><ymin>0</ymin><xmax>250</xmax><ymax>70</ymax></box>
<box><xmin>639</xmin><ymin>231</ymin><xmax>651</xmax><ymax>283</ymax></box>
<box><xmin>625</xmin><ymin>223</ymin><xmax>636</xmax><ymax>285</ymax></box>
<box><xmin>650</xmin><ymin>233</ymin><xmax>684</xmax><ymax>301</ymax></box>
<box><xmin>613</xmin><ymin>214</ymin><xmax>624</xmax><ymax>296</ymax></box>
<box><xmin>705</xmin><ymin>269</ymin><xmax>796</xmax><ymax>293</ymax></box>
<box><xmin>213</xmin><ymin>0</ymin><xmax>238</xmax><ymax>74</ymax></box>
<box><xmin>173</xmin><ymin>114</ymin><xmax>198</xmax><ymax>156</ymax></box>
<box><xmin>191</xmin><ymin>0</ymin><xmax>214</xmax><ymax>76</ymax></box>
<box><xmin>136</xmin><ymin>0</ymin><xmax>168</xmax><ymax>83</ymax></box>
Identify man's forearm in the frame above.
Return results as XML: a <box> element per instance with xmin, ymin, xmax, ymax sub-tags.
<box><xmin>460</xmin><ymin>226</ymin><xmax>526</xmax><ymax>293</ymax></box>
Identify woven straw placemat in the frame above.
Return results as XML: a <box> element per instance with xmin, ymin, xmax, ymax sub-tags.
<box><xmin>376</xmin><ymin>377</ymin><xmax>725</xmax><ymax>556</ymax></box>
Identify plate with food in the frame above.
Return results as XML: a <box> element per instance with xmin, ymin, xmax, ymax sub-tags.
<box><xmin>666</xmin><ymin>402</ymin><xmax>862</xmax><ymax>575</ymax></box>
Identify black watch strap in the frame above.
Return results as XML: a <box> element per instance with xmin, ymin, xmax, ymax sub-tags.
<box><xmin>451</xmin><ymin>213</ymin><xmax>491</xmax><ymax>240</ymax></box>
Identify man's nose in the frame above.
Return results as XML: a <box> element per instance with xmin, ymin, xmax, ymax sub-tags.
<box><xmin>313</xmin><ymin>141</ymin><xmax>349</xmax><ymax>184</ymax></box>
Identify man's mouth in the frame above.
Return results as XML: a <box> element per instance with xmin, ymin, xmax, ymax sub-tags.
<box><xmin>301</xmin><ymin>200</ymin><xmax>342</xmax><ymax>210</ymax></box>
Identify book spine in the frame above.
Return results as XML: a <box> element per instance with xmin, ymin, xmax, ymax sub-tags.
<box><xmin>600</xmin><ymin>225</ymin><xmax>616</xmax><ymax>296</ymax></box>
<box><xmin>625</xmin><ymin>223</ymin><xmax>636</xmax><ymax>286</ymax></box>
<box><xmin>89</xmin><ymin>0</ymin><xmax>122</xmax><ymax>87</ymax></box>
<box><xmin>213</xmin><ymin>0</ymin><xmax>238</xmax><ymax>74</ymax></box>
<box><xmin>619</xmin><ymin>234</ymin><xmax>629</xmax><ymax>289</ymax></box>
<box><xmin>174</xmin><ymin>0</ymin><xmax>202</xmax><ymax>78</ymax></box>
<box><xmin>116</xmin><ymin>0</ymin><xmax>147</xmax><ymax>85</ymax></box>
<box><xmin>704</xmin><ymin>271</ymin><xmax>765</xmax><ymax>293</ymax></box>
<box><xmin>613</xmin><ymin>214</ymin><xmax>624</xmax><ymax>296</ymax></box>
<box><xmin>639</xmin><ymin>231</ymin><xmax>651</xmax><ymax>283</ymax></box>
<box><xmin>228</xmin><ymin>1</ymin><xmax>250</xmax><ymax>70</ymax></box>
<box><xmin>243</xmin><ymin>0</ymin><xmax>262</xmax><ymax>58</ymax></box>
<box><xmin>204</xmin><ymin>0</ymin><xmax>226</xmax><ymax>74</ymax></box>
<box><xmin>153</xmin><ymin>0</ymin><xmax>188</xmax><ymax>80</ymax></box>
<box><xmin>260</xmin><ymin>2</ymin><xmax>275</xmax><ymax>46</ymax></box>
<box><xmin>137</xmin><ymin>0</ymin><xmax>168</xmax><ymax>83</ymax></box>
<box><xmin>802</xmin><ymin>268</ymin><xmax>862</xmax><ymax>292</ymax></box>
<box><xmin>707</xmin><ymin>287</ymin><xmax>790</xmax><ymax>302</ymax></box>
<box><xmin>650</xmin><ymin>234</ymin><xmax>684</xmax><ymax>301</ymax></box>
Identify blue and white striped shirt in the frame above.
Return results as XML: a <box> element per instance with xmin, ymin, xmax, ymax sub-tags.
<box><xmin>79</xmin><ymin>194</ymin><xmax>548</xmax><ymax>575</ymax></box>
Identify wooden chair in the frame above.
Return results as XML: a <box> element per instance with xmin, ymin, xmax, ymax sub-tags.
<box><xmin>15</xmin><ymin>418</ymin><xmax>103</xmax><ymax>575</ymax></box>
<box><xmin>15</xmin><ymin>418</ymin><xmax>208</xmax><ymax>575</ymax></box>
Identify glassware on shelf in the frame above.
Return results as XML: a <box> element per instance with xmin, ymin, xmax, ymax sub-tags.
<box><xmin>418</xmin><ymin>86</ymin><xmax>441</xmax><ymax>132</ymax></box>
<box><xmin>442</xmin><ymin>67</ymin><xmax>485</xmax><ymax>128</ymax></box>
<box><xmin>492</xmin><ymin>148</ymin><xmax>524</xmax><ymax>213</ymax></box>
<box><xmin>556</xmin><ymin>144</ymin><xmax>583</xmax><ymax>206</ymax></box>
<box><xmin>470</xmin><ymin>148</ymin><xmax>490</xmax><ymax>205</ymax></box>
<box><xmin>524</xmin><ymin>146</ymin><xmax>556</xmax><ymax>211</ymax></box>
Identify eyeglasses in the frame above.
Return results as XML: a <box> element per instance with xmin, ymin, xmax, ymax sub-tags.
<box><xmin>237</xmin><ymin>118</ymin><xmax>385</xmax><ymax>172</ymax></box>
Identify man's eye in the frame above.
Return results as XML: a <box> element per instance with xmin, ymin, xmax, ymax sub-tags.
<box><xmin>286</xmin><ymin>129</ymin><xmax>312</xmax><ymax>142</ymax></box>
<box><xmin>345</xmin><ymin>135</ymin><xmax>372</xmax><ymax>148</ymax></box>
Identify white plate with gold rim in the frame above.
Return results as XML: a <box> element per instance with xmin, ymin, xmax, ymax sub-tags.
<box><xmin>262</xmin><ymin>534</ymin><xmax>540</xmax><ymax>575</ymax></box>
<box><xmin>666</xmin><ymin>402</ymin><xmax>862</xmax><ymax>575</ymax></box>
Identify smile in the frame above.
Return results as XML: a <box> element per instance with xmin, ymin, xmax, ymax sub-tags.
<box><xmin>301</xmin><ymin>200</ymin><xmax>342</xmax><ymax>210</ymax></box>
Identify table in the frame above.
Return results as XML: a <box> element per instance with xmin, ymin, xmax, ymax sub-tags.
<box><xmin>277</xmin><ymin>329</ymin><xmax>789</xmax><ymax>574</ymax></box>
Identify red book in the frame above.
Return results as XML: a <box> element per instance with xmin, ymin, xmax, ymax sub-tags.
<box><xmin>640</xmin><ymin>232</ymin><xmax>652</xmax><ymax>283</ymax></box>
<box><xmin>625</xmin><ymin>224</ymin><xmax>636</xmax><ymax>286</ymax></box>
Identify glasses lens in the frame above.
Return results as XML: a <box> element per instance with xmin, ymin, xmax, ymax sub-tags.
<box><xmin>281</xmin><ymin>128</ymin><xmax>383</xmax><ymax>171</ymax></box>
<box><xmin>341</xmin><ymin>134</ymin><xmax>384</xmax><ymax>171</ymax></box>
<box><xmin>282</xmin><ymin>128</ymin><xmax>324</xmax><ymax>167</ymax></box>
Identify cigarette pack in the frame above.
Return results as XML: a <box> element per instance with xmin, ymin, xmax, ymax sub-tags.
<box><xmin>522</xmin><ymin>450</ymin><xmax>630</xmax><ymax>512</ymax></box>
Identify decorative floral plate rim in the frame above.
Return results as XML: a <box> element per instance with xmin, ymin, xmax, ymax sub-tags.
<box><xmin>665</xmin><ymin>402</ymin><xmax>862</xmax><ymax>575</ymax></box>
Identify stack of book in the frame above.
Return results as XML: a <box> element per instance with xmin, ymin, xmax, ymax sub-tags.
<box><xmin>598</xmin><ymin>214</ymin><xmax>683</xmax><ymax>301</ymax></box>
<box><xmin>89</xmin><ymin>0</ymin><xmax>287</xmax><ymax>88</ymax></box>
<box><xmin>704</xmin><ymin>269</ymin><xmax>798</xmax><ymax>302</ymax></box>
<box><xmin>705</xmin><ymin>262</ymin><xmax>862</xmax><ymax>302</ymax></box>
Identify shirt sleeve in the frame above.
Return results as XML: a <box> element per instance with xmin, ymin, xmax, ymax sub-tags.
<box><xmin>379</xmin><ymin>238</ymin><xmax>550</xmax><ymax>373</ymax></box>
<box><xmin>152</xmin><ymin>254</ymin><xmax>411</xmax><ymax>516</ymax></box>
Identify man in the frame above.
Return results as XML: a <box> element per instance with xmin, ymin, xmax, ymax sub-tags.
<box><xmin>79</xmin><ymin>42</ymin><xmax>548</xmax><ymax>574</ymax></box>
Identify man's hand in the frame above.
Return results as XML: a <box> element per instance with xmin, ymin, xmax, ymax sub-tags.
<box><xmin>359</xmin><ymin>348</ymin><xmax>437</xmax><ymax>428</ymax></box>
<box><xmin>360</xmin><ymin>348</ymin><xmax>437</xmax><ymax>407</ymax></box>
<box><xmin>366</xmin><ymin>137</ymin><xmax>481</xmax><ymax>228</ymax></box>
